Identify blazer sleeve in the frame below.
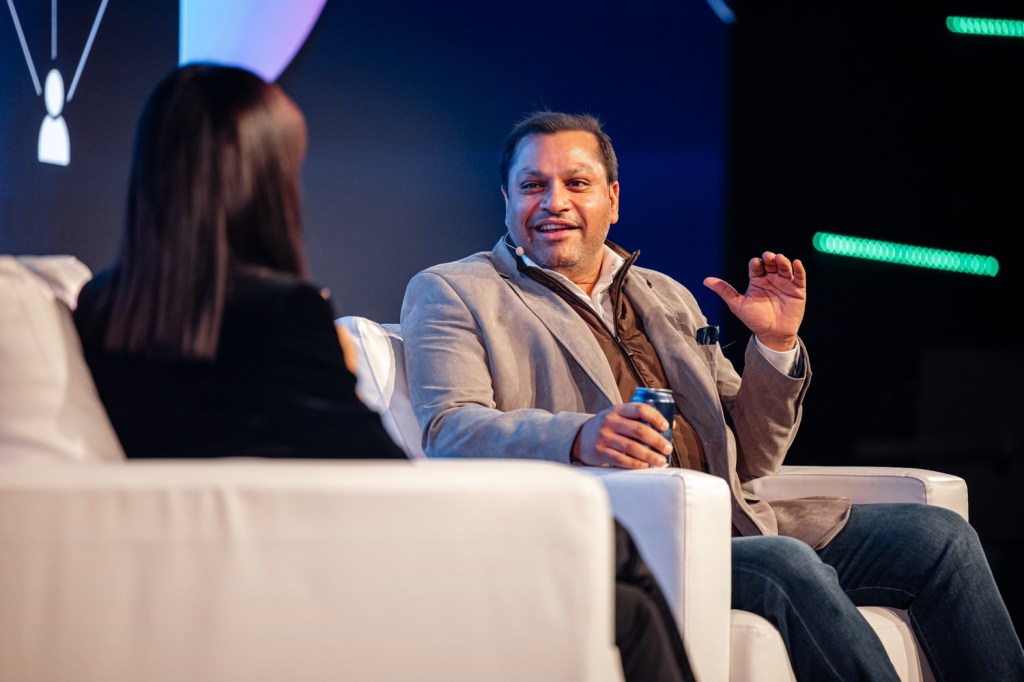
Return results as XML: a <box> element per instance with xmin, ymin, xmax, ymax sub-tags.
<box><xmin>727</xmin><ymin>336</ymin><xmax>811</xmax><ymax>481</ymax></box>
<box><xmin>400</xmin><ymin>269</ymin><xmax>589</xmax><ymax>462</ymax></box>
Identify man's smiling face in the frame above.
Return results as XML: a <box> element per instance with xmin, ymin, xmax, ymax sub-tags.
<box><xmin>503</xmin><ymin>130</ymin><xmax>619</xmax><ymax>286</ymax></box>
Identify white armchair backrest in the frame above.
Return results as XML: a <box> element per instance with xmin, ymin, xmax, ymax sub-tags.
<box><xmin>336</xmin><ymin>316</ymin><xmax>426</xmax><ymax>458</ymax></box>
<box><xmin>0</xmin><ymin>255</ymin><xmax>124</xmax><ymax>462</ymax></box>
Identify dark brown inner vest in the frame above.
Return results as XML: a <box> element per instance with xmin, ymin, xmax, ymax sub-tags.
<box><xmin>521</xmin><ymin>253</ymin><xmax>706</xmax><ymax>471</ymax></box>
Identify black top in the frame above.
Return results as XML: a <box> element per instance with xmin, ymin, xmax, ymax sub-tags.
<box><xmin>74</xmin><ymin>267</ymin><xmax>407</xmax><ymax>460</ymax></box>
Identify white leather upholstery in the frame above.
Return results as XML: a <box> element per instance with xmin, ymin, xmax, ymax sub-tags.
<box><xmin>746</xmin><ymin>465</ymin><xmax>969</xmax><ymax>521</ymax></box>
<box><xmin>341</xmin><ymin>316</ymin><xmax>961</xmax><ymax>682</ymax></box>
<box><xmin>729</xmin><ymin>607</ymin><xmax>934</xmax><ymax>682</ymax></box>
<box><xmin>585</xmin><ymin>467</ymin><xmax>733</xmax><ymax>682</ymax></box>
<box><xmin>861</xmin><ymin>608</ymin><xmax>935</xmax><ymax>682</ymax></box>
<box><xmin>337</xmin><ymin>315</ymin><xmax>426</xmax><ymax>458</ymax></box>
<box><xmin>729</xmin><ymin>610</ymin><xmax>795</xmax><ymax>682</ymax></box>
<box><xmin>0</xmin><ymin>255</ymin><xmax>124</xmax><ymax>462</ymax></box>
<box><xmin>0</xmin><ymin>459</ymin><xmax>622</xmax><ymax>682</ymax></box>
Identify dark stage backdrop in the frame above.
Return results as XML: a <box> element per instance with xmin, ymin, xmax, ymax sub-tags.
<box><xmin>1</xmin><ymin>3</ymin><xmax>178</xmax><ymax>269</ymax></box>
<box><xmin>1</xmin><ymin>0</ymin><xmax>730</xmax><ymax>327</ymax></box>
<box><xmin>727</xmin><ymin>0</ymin><xmax>1024</xmax><ymax>632</ymax></box>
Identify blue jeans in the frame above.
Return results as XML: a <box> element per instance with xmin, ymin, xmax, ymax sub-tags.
<box><xmin>732</xmin><ymin>504</ymin><xmax>1024</xmax><ymax>681</ymax></box>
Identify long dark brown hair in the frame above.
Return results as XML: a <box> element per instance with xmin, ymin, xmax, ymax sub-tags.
<box><xmin>103</xmin><ymin>63</ymin><xmax>308</xmax><ymax>359</ymax></box>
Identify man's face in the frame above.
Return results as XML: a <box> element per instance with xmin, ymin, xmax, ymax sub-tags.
<box><xmin>503</xmin><ymin>131</ymin><xmax>619</xmax><ymax>286</ymax></box>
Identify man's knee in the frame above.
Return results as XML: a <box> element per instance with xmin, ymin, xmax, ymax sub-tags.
<box><xmin>732</xmin><ymin>536</ymin><xmax>838</xmax><ymax>596</ymax></box>
<box><xmin>871</xmin><ymin>504</ymin><xmax>980</xmax><ymax>563</ymax></box>
<box><xmin>911</xmin><ymin>504</ymin><xmax>982</xmax><ymax>565</ymax></box>
<box><xmin>733</xmin><ymin>536</ymin><xmax>820</xmax><ymax>572</ymax></box>
<box><xmin>916</xmin><ymin>503</ymin><xmax>974</xmax><ymax>536</ymax></box>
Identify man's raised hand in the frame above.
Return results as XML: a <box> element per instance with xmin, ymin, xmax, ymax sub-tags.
<box><xmin>703</xmin><ymin>251</ymin><xmax>807</xmax><ymax>352</ymax></box>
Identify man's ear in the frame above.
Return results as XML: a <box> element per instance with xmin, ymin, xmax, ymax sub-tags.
<box><xmin>501</xmin><ymin>185</ymin><xmax>510</xmax><ymax>228</ymax></box>
<box><xmin>609</xmin><ymin>181</ymin><xmax>620</xmax><ymax>224</ymax></box>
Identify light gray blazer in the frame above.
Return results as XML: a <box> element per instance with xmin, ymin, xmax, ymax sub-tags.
<box><xmin>400</xmin><ymin>236</ymin><xmax>850</xmax><ymax>549</ymax></box>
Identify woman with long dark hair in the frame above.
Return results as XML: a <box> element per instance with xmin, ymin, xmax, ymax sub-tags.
<box><xmin>74</xmin><ymin>64</ymin><xmax>405</xmax><ymax>461</ymax></box>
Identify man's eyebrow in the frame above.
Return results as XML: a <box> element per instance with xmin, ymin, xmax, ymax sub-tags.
<box><xmin>515</xmin><ymin>164</ymin><xmax>599</xmax><ymax>178</ymax></box>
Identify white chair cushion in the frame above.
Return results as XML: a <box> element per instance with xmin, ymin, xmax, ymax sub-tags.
<box><xmin>729</xmin><ymin>606</ymin><xmax>933</xmax><ymax>682</ymax></box>
<box><xmin>859</xmin><ymin>607</ymin><xmax>935</xmax><ymax>682</ymax></box>
<box><xmin>335</xmin><ymin>316</ymin><xmax>425</xmax><ymax>458</ymax></box>
<box><xmin>0</xmin><ymin>255</ymin><xmax>124</xmax><ymax>462</ymax></box>
<box><xmin>730</xmin><ymin>609</ymin><xmax>796</xmax><ymax>682</ymax></box>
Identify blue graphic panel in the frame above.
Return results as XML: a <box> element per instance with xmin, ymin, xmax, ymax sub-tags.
<box><xmin>179</xmin><ymin>0</ymin><xmax>326</xmax><ymax>81</ymax></box>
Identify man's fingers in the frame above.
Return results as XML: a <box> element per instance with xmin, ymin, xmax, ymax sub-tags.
<box><xmin>594</xmin><ymin>440</ymin><xmax>667</xmax><ymax>469</ymax></box>
<box><xmin>604</xmin><ymin>430</ymin><xmax>670</xmax><ymax>463</ymax></box>
<box><xmin>592</xmin><ymin>419</ymin><xmax>670</xmax><ymax>467</ymax></box>
<box><xmin>754</xmin><ymin>251</ymin><xmax>805</xmax><ymax>285</ymax></box>
<box><xmin>792</xmin><ymin>258</ymin><xmax>807</xmax><ymax>286</ymax></box>
<box><xmin>774</xmin><ymin>253</ymin><xmax>793</xmax><ymax>277</ymax></box>
<box><xmin>577</xmin><ymin>403</ymin><xmax>673</xmax><ymax>469</ymax></box>
<box><xmin>703</xmin><ymin>276</ymin><xmax>741</xmax><ymax>308</ymax></box>
<box><xmin>616</xmin><ymin>402</ymin><xmax>671</xmax><ymax>432</ymax></box>
<box><xmin>748</xmin><ymin>256</ymin><xmax>765</xmax><ymax>277</ymax></box>
<box><xmin>600</xmin><ymin>450</ymin><xmax>656</xmax><ymax>469</ymax></box>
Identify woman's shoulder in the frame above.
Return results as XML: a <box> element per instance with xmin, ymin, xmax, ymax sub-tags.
<box><xmin>226</xmin><ymin>266</ymin><xmax>336</xmax><ymax>336</ymax></box>
<box><xmin>230</xmin><ymin>265</ymin><xmax>314</xmax><ymax>295</ymax></box>
<box><xmin>75</xmin><ymin>268</ymin><xmax>113</xmax><ymax>306</ymax></box>
<box><xmin>229</xmin><ymin>266</ymin><xmax>329</xmax><ymax>308</ymax></box>
<box><xmin>73</xmin><ymin>268</ymin><xmax>115</xmax><ymax>344</ymax></box>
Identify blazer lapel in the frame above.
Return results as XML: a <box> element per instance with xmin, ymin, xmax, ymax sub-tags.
<box><xmin>491</xmin><ymin>238</ymin><xmax>621</xmax><ymax>405</ymax></box>
<box><xmin>624</xmin><ymin>272</ymin><xmax>725</xmax><ymax>437</ymax></box>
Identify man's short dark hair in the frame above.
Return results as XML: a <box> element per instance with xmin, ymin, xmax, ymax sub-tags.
<box><xmin>499</xmin><ymin>111</ymin><xmax>618</xmax><ymax>189</ymax></box>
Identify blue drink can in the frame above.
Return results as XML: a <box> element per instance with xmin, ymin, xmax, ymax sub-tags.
<box><xmin>631</xmin><ymin>387</ymin><xmax>675</xmax><ymax>458</ymax></box>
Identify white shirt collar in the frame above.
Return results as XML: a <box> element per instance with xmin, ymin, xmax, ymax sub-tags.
<box><xmin>521</xmin><ymin>244</ymin><xmax>625</xmax><ymax>326</ymax></box>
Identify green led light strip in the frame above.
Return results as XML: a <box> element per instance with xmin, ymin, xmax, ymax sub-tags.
<box><xmin>812</xmin><ymin>232</ymin><xmax>1000</xmax><ymax>277</ymax></box>
<box><xmin>946</xmin><ymin>16</ymin><xmax>1024</xmax><ymax>37</ymax></box>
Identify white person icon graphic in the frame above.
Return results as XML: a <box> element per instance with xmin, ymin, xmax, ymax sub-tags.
<box><xmin>6</xmin><ymin>0</ymin><xmax>109</xmax><ymax>167</ymax></box>
<box><xmin>38</xmin><ymin>69</ymin><xmax>70</xmax><ymax>166</ymax></box>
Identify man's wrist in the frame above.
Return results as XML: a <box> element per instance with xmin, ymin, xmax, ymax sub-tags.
<box><xmin>754</xmin><ymin>335</ymin><xmax>801</xmax><ymax>376</ymax></box>
<box><xmin>756</xmin><ymin>334</ymin><xmax>797</xmax><ymax>352</ymax></box>
<box><xmin>570</xmin><ymin>429</ymin><xmax>583</xmax><ymax>464</ymax></box>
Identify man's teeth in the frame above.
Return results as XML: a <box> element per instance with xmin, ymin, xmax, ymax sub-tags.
<box><xmin>537</xmin><ymin>225</ymin><xmax>574</xmax><ymax>232</ymax></box>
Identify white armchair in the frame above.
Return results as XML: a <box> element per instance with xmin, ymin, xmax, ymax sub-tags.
<box><xmin>0</xmin><ymin>257</ymin><xmax>624</xmax><ymax>682</ymax></box>
<box><xmin>339</xmin><ymin>315</ymin><xmax>969</xmax><ymax>682</ymax></box>
<box><xmin>599</xmin><ymin>465</ymin><xmax>964</xmax><ymax>682</ymax></box>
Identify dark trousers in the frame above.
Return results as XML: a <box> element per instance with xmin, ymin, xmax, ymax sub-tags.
<box><xmin>614</xmin><ymin>519</ymin><xmax>695</xmax><ymax>682</ymax></box>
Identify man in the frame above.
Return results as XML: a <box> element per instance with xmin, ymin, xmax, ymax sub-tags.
<box><xmin>401</xmin><ymin>111</ymin><xmax>1024</xmax><ymax>679</ymax></box>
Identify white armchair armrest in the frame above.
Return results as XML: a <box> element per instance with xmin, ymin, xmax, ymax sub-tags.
<box><xmin>582</xmin><ymin>467</ymin><xmax>733</xmax><ymax>682</ymax></box>
<box><xmin>0</xmin><ymin>459</ymin><xmax>622</xmax><ymax>682</ymax></box>
<box><xmin>745</xmin><ymin>465</ymin><xmax>969</xmax><ymax>521</ymax></box>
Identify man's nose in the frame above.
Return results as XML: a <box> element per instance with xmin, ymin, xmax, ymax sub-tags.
<box><xmin>541</xmin><ymin>183</ymin><xmax>571</xmax><ymax>212</ymax></box>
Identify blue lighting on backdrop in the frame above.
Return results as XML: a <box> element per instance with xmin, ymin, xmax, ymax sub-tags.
<box><xmin>2</xmin><ymin>1</ymin><xmax>730</xmax><ymax>323</ymax></box>
<box><xmin>179</xmin><ymin>0</ymin><xmax>326</xmax><ymax>81</ymax></box>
